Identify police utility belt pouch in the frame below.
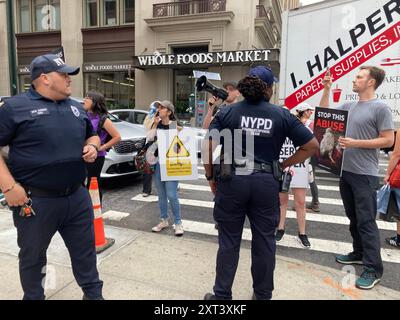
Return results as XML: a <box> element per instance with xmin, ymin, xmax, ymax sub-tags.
<box><xmin>272</xmin><ymin>160</ymin><xmax>283</xmax><ymax>181</ymax></box>
<box><xmin>253</xmin><ymin>162</ymin><xmax>273</xmax><ymax>174</ymax></box>
<box><xmin>23</xmin><ymin>184</ymin><xmax>81</xmax><ymax>197</ymax></box>
<box><xmin>213</xmin><ymin>154</ymin><xmax>232</xmax><ymax>180</ymax></box>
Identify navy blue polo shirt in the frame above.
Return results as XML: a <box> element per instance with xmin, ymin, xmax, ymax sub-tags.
<box><xmin>208</xmin><ymin>100</ymin><xmax>314</xmax><ymax>164</ymax></box>
<box><xmin>0</xmin><ymin>86</ymin><xmax>96</xmax><ymax>189</ymax></box>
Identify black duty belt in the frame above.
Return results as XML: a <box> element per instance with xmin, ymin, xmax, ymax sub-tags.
<box><xmin>252</xmin><ymin>162</ymin><xmax>273</xmax><ymax>173</ymax></box>
<box><xmin>23</xmin><ymin>184</ymin><xmax>82</xmax><ymax>198</ymax></box>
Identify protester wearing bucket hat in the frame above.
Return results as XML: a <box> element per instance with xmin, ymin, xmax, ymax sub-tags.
<box><xmin>146</xmin><ymin>100</ymin><xmax>184</xmax><ymax>237</ymax></box>
<box><xmin>0</xmin><ymin>53</ymin><xmax>103</xmax><ymax>300</ymax></box>
<box><xmin>158</xmin><ymin>100</ymin><xmax>177</xmax><ymax>121</ymax></box>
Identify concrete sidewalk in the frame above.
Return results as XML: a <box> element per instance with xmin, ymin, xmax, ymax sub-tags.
<box><xmin>0</xmin><ymin>208</ymin><xmax>398</xmax><ymax>300</ymax></box>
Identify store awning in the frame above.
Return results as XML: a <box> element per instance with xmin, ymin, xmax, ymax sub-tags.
<box><xmin>133</xmin><ymin>49</ymin><xmax>280</xmax><ymax>73</ymax></box>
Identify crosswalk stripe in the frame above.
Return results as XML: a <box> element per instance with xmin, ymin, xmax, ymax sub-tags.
<box><xmin>131</xmin><ymin>195</ymin><xmax>395</xmax><ymax>231</ymax></box>
<box><xmin>196</xmin><ymin>168</ymin><xmax>342</xmax><ymax>187</ymax></box>
<box><xmin>180</xmin><ymin>219</ymin><xmax>400</xmax><ymax>264</ymax></box>
<box><xmin>180</xmin><ymin>182</ymin><xmax>340</xmax><ymax>193</ymax></box>
<box><xmin>196</xmin><ymin>174</ymin><xmax>341</xmax><ymax>183</ymax></box>
<box><xmin>315</xmin><ymin>169</ymin><xmax>385</xmax><ymax>179</ymax></box>
<box><xmin>315</xmin><ymin>176</ymin><xmax>339</xmax><ymax>182</ymax></box>
<box><xmin>179</xmin><ymin>182</ymin><xmax>340</xmax><ymax>192</ymax></box>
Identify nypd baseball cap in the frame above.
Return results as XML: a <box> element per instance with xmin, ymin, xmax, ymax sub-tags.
<box><xmin>30</xmin><ymin>54</ymin><xmax>80</xmax><ymax>80</ymax></box>
<box><xmin>248</xmin><ymin>66</ymin><xmax>278</xmax><ymax>86</ymax></box>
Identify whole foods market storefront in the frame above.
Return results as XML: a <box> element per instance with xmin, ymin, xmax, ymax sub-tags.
<box><xmin>83</xmin><ymin>62</ymin><xmax>135</xmax><ymax>109</ymax></box>
<box><xmin>133</xmin><ymin>48</ymin><xmax>279</xmax><ymax>126</ymax></box>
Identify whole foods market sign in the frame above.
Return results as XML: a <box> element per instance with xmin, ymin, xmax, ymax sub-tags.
<box><xmin>134</xmin><ymin>49</ymin><xmax>278</xmax><ymax>68</ymax></box>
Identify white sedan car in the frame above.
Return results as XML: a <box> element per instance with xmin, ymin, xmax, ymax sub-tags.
<box><xmin>71</xmin><ymin>98</ymin><xmax>147</xmax><ymax>179</ymax></box>
<box><xmin>110</xmin><ymin>109</ymin><xmax>206</xmax><ymax>156</ymax></box>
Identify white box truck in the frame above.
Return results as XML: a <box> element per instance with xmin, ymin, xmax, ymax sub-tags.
<box><xmin>279</xmin><ymin>0</ymin><xmax>400</xmax><ymax>121</ymax></box>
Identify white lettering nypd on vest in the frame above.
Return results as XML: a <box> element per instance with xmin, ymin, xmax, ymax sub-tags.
<box><xmin>240</xmin><ymin>116</ymin><xmax>274</xmax><ymax>137</ymax></box>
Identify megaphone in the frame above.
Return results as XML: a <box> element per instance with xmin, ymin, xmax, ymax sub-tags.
<box><xmin>196</xmin><ymin>76</ymin><xmax>228</xmax><ymax>101</ymax></box>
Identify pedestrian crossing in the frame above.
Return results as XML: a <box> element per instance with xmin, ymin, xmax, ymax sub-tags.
<box><xmin>131</xmin><ymin>195</ymin><xmax>395</xmax><ymax>231</ymax></box>
<box><xmin>127</xmin><ymin>157</ymin><xmax>400</xmax><ymax>264</ymax></box>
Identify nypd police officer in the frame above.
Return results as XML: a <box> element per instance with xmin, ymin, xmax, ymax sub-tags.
<box><xmin>0</xmin><ymin>54</ymin><xmax>103</xmax><ymax>300</ymax></box>
<box><xmin>203</xmin><ymin>66</ymin><xmax>319</xmax><ymax>300</ymax></box>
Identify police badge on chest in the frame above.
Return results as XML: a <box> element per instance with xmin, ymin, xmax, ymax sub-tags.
<box><xmin>70</xmin><ymin>106</ymin><xmax>80</xmax><ymax>117</ymax></box>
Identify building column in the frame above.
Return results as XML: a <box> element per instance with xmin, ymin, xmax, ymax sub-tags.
<box><xmin>60</xmin><ymin>0</ymin><xmax>84</xmax><ymax>98</ymax></box>
<box><xmin>0</xmin><ymin>0</ymin><xmax>11</xmax><ymax>96</ymax></box>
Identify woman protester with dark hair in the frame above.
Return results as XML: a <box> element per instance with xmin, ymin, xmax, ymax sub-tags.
<box><xmin>83</xmin><ymin>90</ymin><xmax>121</xmax><ymax>201</ymax></box>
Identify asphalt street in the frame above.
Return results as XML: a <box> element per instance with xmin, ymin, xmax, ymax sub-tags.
<box><xmin>100</xmin><ymin>154</ymin><xmax>400</xmax><ymax>293</ymax></box>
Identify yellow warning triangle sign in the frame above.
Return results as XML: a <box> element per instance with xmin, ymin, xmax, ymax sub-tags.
<box><xmin>166</xmin><ymin>135</ymin><xmax>190</xmax><ymax>158</ymax></box>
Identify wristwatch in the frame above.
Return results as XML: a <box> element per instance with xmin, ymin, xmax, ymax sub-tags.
<box><xmin>205</xmin><ymin>174</ymin><xmax>214</xmax><ymax>181</ymax></box>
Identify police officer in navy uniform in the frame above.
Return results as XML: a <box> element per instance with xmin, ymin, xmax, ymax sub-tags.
<box><xmin>203</xmin><ymin>66</ymin><xmax>319</xmax><ymax>300</ymax></box>
<box><xmin>0</xmin><ymin>54</ymin><xmax>103</xmax><ymax>300</ymax></box>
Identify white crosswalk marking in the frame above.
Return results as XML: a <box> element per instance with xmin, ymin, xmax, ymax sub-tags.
<box><xmin>196</xmin><ymin>168</ymin><xmax>342</xmax><ymax>187</ymax></box>
<box><xmin>131</xmin><ymin>194</ymin><xmax>396</xmax><ymax>231</ymax></box>
<box><xmin>180</xmin><ymin>182</ymin><xmax>340</xmax><ymax>192</ymax></box>
<box><xmin>132</xmin><ymin>154</ymin><xmax>399</xmax><ymax>265</ymax></box>
<box><xmin>181</xmin><ymin>219</ymin><xmax>400</xmax><ymax>264</ymax></box>
<box><xmin>180</xmin><ymin>184</ymin><xmax>343</xmax><ymax>205</ymax></box>
<box><xmin>315</xmin><ymin>176</ymin><xmax>339</xmax><ymax>182</ymax></box>
<box><xmin>315</xmin><ymin>169</ymin><xmax>385</xmax><ymax>178</ymax></box>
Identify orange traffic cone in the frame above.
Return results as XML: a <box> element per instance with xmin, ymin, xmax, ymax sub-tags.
<box><xmin>89</xmin><ymin>177</ymin><xmax>115</xmax><ymax>254</ymax></box>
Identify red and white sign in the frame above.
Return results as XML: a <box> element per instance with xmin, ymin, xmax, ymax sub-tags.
<box><xmin>280</xmin><ymin>0</ymin><xmax>400</xmax><ymax>120</ymax></box>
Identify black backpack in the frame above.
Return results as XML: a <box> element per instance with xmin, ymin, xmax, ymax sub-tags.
<box><xmin>97</xmin><ymin>114</ymin><xmax>112</xmax><ymax>151</ymax></box>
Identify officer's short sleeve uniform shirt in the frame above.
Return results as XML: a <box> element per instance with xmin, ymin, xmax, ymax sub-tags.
<box><xmin>0</xmin><ymin>86</ymin><xmax>96</xmax><ymax>189</ymax></box>
<box><xmin>208</xmin><ymin>100</ymin><xmax>314</xmax><ymax>164</ymax></box>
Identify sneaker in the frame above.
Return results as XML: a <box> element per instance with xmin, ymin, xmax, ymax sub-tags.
<box><xmin>385</xmin><ymin>236</ymin><xmax>400</xmax><ymax>248</ymax></box>
<box><xmin>142</xmin><ymin>193</ymin><xmax>151</xmax><ymax>197</ymax></box>
<box><xmin>355</xmin><ymin>268</ymin><xmax>381</xmax><ymax>290</ymax></box>
<box><xmin>275</xmin><ymin>229</ymin><xmax>285</xmax><ymax>242</ymax></box>
<box><xmin>306</xmin><ymin>202</ymin><xmax>320</xmax><ymax>212</ymax></box>
<box><xmin>335</xmin><ymin>252</ymin><xmax>363</xmax><ymax>265</ymax></box>
<box><xmin>204</xmin><ymin>292</ymin><xmax>221</xmax><ymax>300</ymax></box>
<box><xmin>204</xmin><ymin>292</ymin><xmax>229</xmax><ymax>300</ymax></box>
<box><xmin>174</xmin><ymin>223</ymin><xmax>184</xmax><ymax>237</ymax></box>
<box><xmin>151</xmin><ymin>219</ymin><xmax>169</xmax><ymax>232</ymax></box>
<box><xmin>298</xmin><ymin>234</ymin><xmax>311</xmax><ymax>248</ymax></box>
